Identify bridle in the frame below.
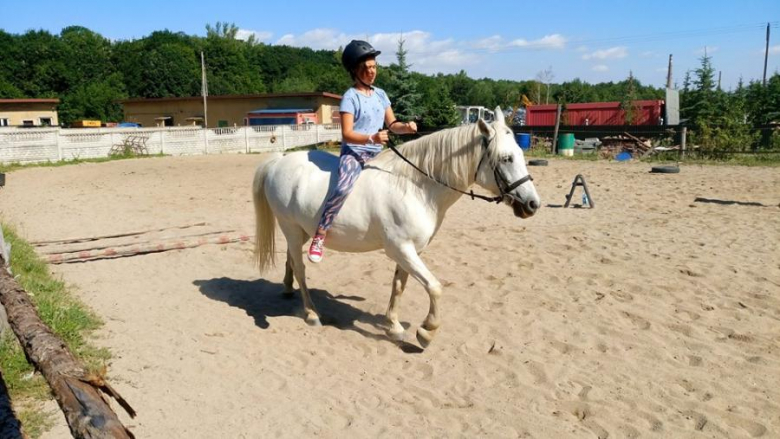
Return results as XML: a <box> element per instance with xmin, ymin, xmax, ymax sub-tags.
<box><xmin>387</xmin><ymin>133</ymin><xmax>533</xmax><ymax>204</ymax></box>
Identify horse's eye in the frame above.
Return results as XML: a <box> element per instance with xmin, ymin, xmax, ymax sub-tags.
<box><xmin>503</xmin><ymin>156</ymin><xmax>513</xmax><ymax>163</ymax></box>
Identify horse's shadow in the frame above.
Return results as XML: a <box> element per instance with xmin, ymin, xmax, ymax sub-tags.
<box><xmin>194</xmin><ymin>277</ymin><xmax>420</xmax><ymax>351</ymax></box>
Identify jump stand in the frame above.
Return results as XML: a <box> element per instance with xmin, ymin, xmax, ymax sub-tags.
<box><xmin>563</xmin><ymin>174</ymin><xmax>595</xmax><ymax>208</ymax></box>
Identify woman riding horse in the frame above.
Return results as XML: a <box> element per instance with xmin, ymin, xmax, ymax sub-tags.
<box><xmin>308</xmin><ymin>40</ymin><xmax>418</xmax><ymax>263</ymax></box>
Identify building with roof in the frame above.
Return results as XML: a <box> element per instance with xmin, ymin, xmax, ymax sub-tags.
<box><xmin>119</xmin><ymin>92</ymin><xmax>342</xmax><ymax>128</ymax></box>
<box><xmin>0</xmin><ymin>98</ymin><xmax>60</xmax><ymax>127</ymax></box>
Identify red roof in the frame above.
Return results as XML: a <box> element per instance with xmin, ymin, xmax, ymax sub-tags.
<box><xmin>0</xmin><ymin>98</ymin><xmax>60</xmax><ymax>104</ymax></box>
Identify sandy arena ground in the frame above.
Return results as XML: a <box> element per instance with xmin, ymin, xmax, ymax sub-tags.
<box><xmin>1</xmin><ymin>153</ymin><xmax>778</xmax><ymax>438</ymax></box>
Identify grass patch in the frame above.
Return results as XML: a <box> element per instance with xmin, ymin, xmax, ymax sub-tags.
<box><xmin>0</xmin><ymin>224</ymin><xmax>109</xmax><ymax>437</ymax></box>
<box><xmin>524</xmin><ymin>148</ymin><xmax>599</xmax><ymax>161</ymax></box>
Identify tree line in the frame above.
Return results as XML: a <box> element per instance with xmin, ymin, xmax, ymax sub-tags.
<box><xmin>0</xmin><ymin>23</ymin><xmax>777</xmax><ymax>148</ymax></box>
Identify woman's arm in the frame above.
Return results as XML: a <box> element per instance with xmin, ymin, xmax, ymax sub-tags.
<box><xmin>385</xmin><ymin>107</ymin><xmax>418</xmax><ymax>134</ymax></box>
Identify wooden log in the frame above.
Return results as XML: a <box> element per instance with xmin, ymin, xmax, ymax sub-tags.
<box><xmin>31</xmin><ymin>222</ymin><xmax>208</xmax><ymax>246</ymax></box>
<box><xmin>45</xmin><ymin>234</ymin><xmax>251</xmax><ymax>264</ymax></box>
<box><xmin>0</xmin><ymin>254</ymin><xmax>135</xmax><ymax>439</ymax></box>
<box><xmin>37</xmin><ymin>229</ymin><xmax>237</xmax><ymax>255</ymax></box>
<box><xmin>0</xmin><ymin>369</ymin><xmax>26</xmax><ymax>439</ymax></box>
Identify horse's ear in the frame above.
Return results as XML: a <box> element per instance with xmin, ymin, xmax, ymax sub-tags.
<box><xmin>478</xmin><ymin>118</ymin><xmax>495</xmax><ymax>138</ymax></box>
<box><xmin>493</xmin><ymin>106</ymin><xmax>505</xmax><ymax>126</ymax></box>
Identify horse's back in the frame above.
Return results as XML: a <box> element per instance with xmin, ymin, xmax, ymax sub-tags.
<box><xmin>263</xmin><ymin>150</ymin><xmax>338</xmax><ymax>230</ymax></box>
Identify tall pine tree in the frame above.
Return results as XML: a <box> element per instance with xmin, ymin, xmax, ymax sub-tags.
<box><xmin>388</xmin><ymin>37</ymin><xmax>422</xmax><ymax>121</ymax></box>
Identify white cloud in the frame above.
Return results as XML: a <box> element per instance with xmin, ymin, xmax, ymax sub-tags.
<box><xmin>273</xmin><ymin>29</ymin><xmax>480</xmax><ymax>74</ymax></box>
<box><xmin>236</xmin><ymin>28</ymin><xmax>272</xmax><ymax>42</ymax></box>
<box><xmin>592</xmin><ymin>64</ymin><xmax>609</xmax><ymax>72</ymax></box>
<box><xmin>474</xmin><ymin>35</ymin><xmax>504</xmax><ymax>52</ymax></box>
<box><xmin>575</xmin><ymin>45</ymin><xmax>589</xmax><ymax>53</ymax></box>
<box><xmin>768</xmin><ymin>45</ymin><xmax>780</xmax><ymax>55</ymax></box>
<box><xmin>582</xmin><ymin>46</ymin><xmax>628</xmax><ymax>60</ymax></box>
<box><xmin>275</xmin><ymin>28</ymin><xmax>347</xmax><ymax>49</ymax></box>
<box><xmin>509</xmin><ymin>33</ymin><xmax>566</xmax><ymax>50</ymax></box>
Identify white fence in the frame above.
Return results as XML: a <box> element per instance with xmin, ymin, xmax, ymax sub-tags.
<box><xmin>0</xmin><ymin>124</ymin><xmax>343</xmax><ymax>165</ymax></box>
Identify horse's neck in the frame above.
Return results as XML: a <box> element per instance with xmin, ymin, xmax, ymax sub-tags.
<box><xmin>411</xmin><ymin>128</ymin><xmax>479</xmax><ymax>217</ymax></box>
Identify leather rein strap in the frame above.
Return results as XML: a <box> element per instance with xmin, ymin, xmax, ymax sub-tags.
<box><xmin>387</xmin><ymin>135</ymin><xmax>532</xmax><ymax>204</ymax></box>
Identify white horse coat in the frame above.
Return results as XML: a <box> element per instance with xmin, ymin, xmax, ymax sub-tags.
<box><xmin>253</xmin><ymin>108</ymin><xmax>540</xmax><ymax>348</ymax></box>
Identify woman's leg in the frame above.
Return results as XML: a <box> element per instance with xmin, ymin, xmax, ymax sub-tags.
<box><xmin>317</xmin><ymin>151</ymin><xmax>365</xmax><ymax>232</ymax></box>
<box><xmin>308</xmin><ymin>150</ymin><xmax>366</xmax><ymax>262</ymax></box>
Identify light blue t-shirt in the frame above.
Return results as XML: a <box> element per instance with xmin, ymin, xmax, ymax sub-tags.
<box><xmin>339</xmin><ymin>86</ymin><xmax>391</xmax><ymax>154</ymax></box>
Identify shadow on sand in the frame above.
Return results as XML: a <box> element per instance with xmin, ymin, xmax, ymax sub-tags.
<box><xmin>693</xmin><ymin>197</ymin><xmax>770</xmax><ymax>207</ymax></box>
<box><xmin>194</xmin><ymin>277</ymin><xmax>423</xmax><ymax>353</ymax></box>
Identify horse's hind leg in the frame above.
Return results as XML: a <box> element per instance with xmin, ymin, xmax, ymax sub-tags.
<box><xmin>282</xmin><ymin>251</ymin><xmax>295</xmax><ymax>296</ymax></box>
<box><xmin>386</xmin><ymin>265</ymin><xmax>409</xmax><ymax>341</ymax></box>
<box><xmin>279</xmin><ymin>224</ymin><xmax>321</xmax><ymax>326</ymax></box>
<box><xmin>386</xmin><ymin>245</ymin><xmax>442</xmax><ymax>349</ymax></box>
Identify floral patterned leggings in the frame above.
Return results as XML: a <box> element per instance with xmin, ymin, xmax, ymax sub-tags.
<box><xmin>316</xmin><ymin>146</ymin><xmax>378</xmax><ymax>232</ymax></box>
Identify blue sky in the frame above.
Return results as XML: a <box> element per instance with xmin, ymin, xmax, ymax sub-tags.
<box><xmin>2</xmin><ymin>0</ymin><xmax>778</xmax><ymax>91</ymax></box>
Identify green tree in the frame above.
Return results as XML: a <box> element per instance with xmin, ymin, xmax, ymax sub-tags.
<box><xmin>59</xmin><ymin>73</ymin><xmax>127</xmax><ymax>124</ymax></box>
<box><xmin>387</xmin><ymin>37</ymin><xmax>422</xmax><ymax>120</ymax></box>
<box><xmin>620</xmin><ymin>71</ymin><xmax>639</xmax><ymax>124</ymax></box>
<box><xmin>60</xmin><ymin>26</ymin><xmax>113</xmax><ymax>87</ymax></box>
<box><xmin>421</xmin><ymin>82</ymin><xmax>459</xmax><ymax>129</ymax></box>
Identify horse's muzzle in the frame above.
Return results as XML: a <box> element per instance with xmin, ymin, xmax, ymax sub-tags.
<box><xmin>511</xmin><ymin>198</ymin><xmax>539</xmax><ymax>218</ymax></box>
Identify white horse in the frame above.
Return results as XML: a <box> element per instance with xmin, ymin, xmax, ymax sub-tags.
<box><xmin>253</xmin><ymin>107</ymin><xmax>540</xmax><ymax>348</ymax></box>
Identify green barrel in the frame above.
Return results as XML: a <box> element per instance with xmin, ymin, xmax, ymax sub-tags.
<box><xmin>558</xmin><ymin>133</ymin><xmax>575</xmax><ymax>156</ymax></box>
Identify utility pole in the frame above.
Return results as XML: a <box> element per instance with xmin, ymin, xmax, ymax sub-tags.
<box><xmin>201</xmin><ymin>51</ymin><xmax>209</xmax><ymax>128</ymax></box>
<box><xmin>763</xmin><ymin>22</ymin><xmax>770</xmax><ymax>87</ymax></box>
<box><xmin>718</xmin><ymin>71</ymin><xmax>722</xmax><ymax>90</ymax></box>
<box><xmin>666</xmin><ymin>54</ymin><xmax>673</xmax><ymax>89</ymax></box>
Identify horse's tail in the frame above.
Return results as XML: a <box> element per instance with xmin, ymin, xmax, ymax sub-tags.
<box><xmin>252</xmin><ymin>153</ymin><xmax>283</xmax><ymax>273</ymax></box>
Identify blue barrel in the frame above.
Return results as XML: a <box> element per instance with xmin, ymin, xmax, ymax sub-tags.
<box><xmin>515</xmin><ymin>133</ymin><xmax>531</xmax><ymax>150</ymax></box>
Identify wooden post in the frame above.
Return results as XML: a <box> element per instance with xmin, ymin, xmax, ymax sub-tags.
<box><xmin>763</xmin><ymin>22</ymin><xmax>770</xmax><ymax>87</ymax></box>
<box><xmin>244</xmin><ymin>126</ymin><xmax>249</xmax><ymax>153</ymax></box>
<box><xmin>0</xmin><ymin>254</ymin><xmax>135</xmax><ymax>439</ymax></box>
<box><xmin>551</xmin><ymin>104</ymin><xmax>562</xmax><ymax>154</ymax></box>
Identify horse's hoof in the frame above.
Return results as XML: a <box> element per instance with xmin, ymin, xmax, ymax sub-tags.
<box><xmin>281</xmin><ymin>290</ymin><xmax>295</xmax><ymax>299</ymax></box>
<box><xmin>305</xmin><ymin>315</ymin><xmax>322</xmax><ymax>327</ymax></box>
<box><xmin>416</xmin><ymin>327</ymin><xmax>435</xmax><ymax>349</ymax></box>
<box><xmin>387</xmin><ymin>327</ymin><xmax>405</xmax><ymax>342</ymax></box>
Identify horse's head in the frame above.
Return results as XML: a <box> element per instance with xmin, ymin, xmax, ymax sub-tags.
<box><xmin>474</xmin><ymin>107</ymin><xmax>541</xmax><ymax>218</ymax></box>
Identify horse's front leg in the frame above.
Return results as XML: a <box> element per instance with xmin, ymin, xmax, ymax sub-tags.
<box><xmin>386</xmin><ymin>265</ymin><xmax>409</xmax><ymax>341</ymax></box>
<box><xmin>387</xmin><ymin>245</ymin><xmax>443</xmax><ymax>349</ymax></box>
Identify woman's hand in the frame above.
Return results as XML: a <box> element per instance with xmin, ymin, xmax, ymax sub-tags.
<box><xmin>405</xmin><ymin>121</ymin><xmax>418</xmax><ymax>134</ymax></box>
<box><xmin>372</xmin><ymin>130</ymin><xmax>389</xmax><ymax>145</ymax></box>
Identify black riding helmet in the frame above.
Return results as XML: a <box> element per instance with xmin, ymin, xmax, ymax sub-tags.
<box><xmin>341</xmin><ymin>40</ymin><xmax>381</xmax><ymax>74</ymax></box>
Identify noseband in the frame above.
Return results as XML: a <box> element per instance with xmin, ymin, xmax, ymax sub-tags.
<box><xmin>387</xmin><ymin>134</ymin><xmax>533</xmax><ymax>204</ymax></box>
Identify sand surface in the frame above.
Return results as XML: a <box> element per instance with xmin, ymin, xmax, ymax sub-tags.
<box><xmin>1</xmin><ymin>154</ymin><xmax>778</xmax><ymax>438</ymax></box>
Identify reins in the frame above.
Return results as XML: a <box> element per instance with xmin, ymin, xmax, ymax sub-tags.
<box><xmin>386</xmin><ymin>131</ymin><xmax>532</xmax><ymax>204</ymax></box>
<box><xmin>387</xmin><ymin>140</ymin><xmax>503</xmax><ymax>203</ymax></box>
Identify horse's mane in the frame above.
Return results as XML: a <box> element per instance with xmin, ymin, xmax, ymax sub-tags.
<box><xmin>371</xmin><ymin>123</ymin><xmax>507</xmax><ymax>190</ymax></box>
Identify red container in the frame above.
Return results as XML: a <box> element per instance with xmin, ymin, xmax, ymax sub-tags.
<box><xmin>526</xmin><ymin>100</ymin><xmax>663</xmax><ymax>126</ymax></box>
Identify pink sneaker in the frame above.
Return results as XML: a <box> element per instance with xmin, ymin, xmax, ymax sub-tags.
<box><xmin>307</xmin><ymin>235</ymin><xmax>325</xmax><ymax>263</ymax></box>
